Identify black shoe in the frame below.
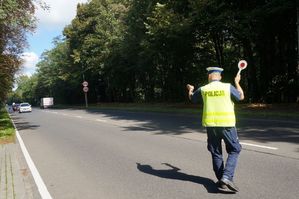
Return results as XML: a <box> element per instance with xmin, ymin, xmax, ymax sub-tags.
<box><xmin>216</xmin><ymin>181</ymin><xmax>228</xmax><ymax>191</ymax></box>
<box><xmin>220</xmin><ymin>178</ymin><xmax>239</xmax><ymax>192</ymax></box>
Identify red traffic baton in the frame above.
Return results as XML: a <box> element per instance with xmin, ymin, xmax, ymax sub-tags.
<box><xmin>237</xmin><ymin>60</ymin><xmax>247</xmax><ymax>75</ymax></box>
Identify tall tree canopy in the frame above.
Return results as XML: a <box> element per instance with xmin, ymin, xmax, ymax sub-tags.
<box><xmin>0</xmin><ymin>0</ymin><xmax>40</xmax><ymax>103</ymax></box>
<box><xmin>14</xmin><ymin>0</ymin><xmax>299</xmax><ymax>104</ymax></box>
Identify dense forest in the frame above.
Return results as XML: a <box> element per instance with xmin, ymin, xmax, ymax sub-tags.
<box><xmin>2</xmin><ymin>0</ymin><xmax>299</xmax><ymax>105</ymax></box>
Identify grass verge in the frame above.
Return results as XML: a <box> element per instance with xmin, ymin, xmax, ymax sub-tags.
<box><xmin>0</xmin><ymin>108</ymin><xmax>15</xmax><ymax>144</ymax></box>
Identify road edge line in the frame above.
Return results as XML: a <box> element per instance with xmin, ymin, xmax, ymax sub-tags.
<box><xmin>10</xmin><ymin>114</ymin><xmax>52</xmax><ymax>199</ymax></box>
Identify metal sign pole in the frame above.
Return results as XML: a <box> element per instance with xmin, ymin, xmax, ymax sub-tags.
<box><xmin>85</xmin><ymin>92</ymin><xmax>88</xmax><ymax>108</ymax></box>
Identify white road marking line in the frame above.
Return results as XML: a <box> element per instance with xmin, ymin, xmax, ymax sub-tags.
<box><xmin>76</xmin><ymin>116</ymin><xmax>83</xmax><ymax>118</ymax></box>
<box><xmin>240</xmin><ymin>142</ymin><xmax>278</xmax><ymax>150</ymax></box>
<box><xmin>96</xmin><ymin>119</ymin><xmax>107</xmax><ymax>123</ymax></box>
<box><xmin>11</xmin><ymin>119</ymin><xmax>53</xmax><ymax>199</ymax></box>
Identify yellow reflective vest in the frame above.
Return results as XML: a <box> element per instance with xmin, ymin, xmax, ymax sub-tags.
<box><xmin>200</xmin><ymin>81</ymin><xmax>236</xmax><ymax>127</ymax></box>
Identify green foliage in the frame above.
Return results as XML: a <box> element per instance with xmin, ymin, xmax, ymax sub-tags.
<box><xmin>35</xmin><ymin>38</ymin><xmax>82</xmax><ymax>104</ymax></box>
<box><xmin>0</xmin><ymin>108</ymin><xmax>15</xmax><ymax>140</ymax></box>
<box><xmin>16</xmin><ymin>0</ymin><xmax>298</xmax><ymax>104</ymax></box>
<box><xmin>0</xmin><ymin>0</ymin><xmax>39</xmax><ymax>103</ymax></box>
<box><xmin>14</xmin><ymin>75</ymin><xmax>37</xmax><ymax>104</ymax></box>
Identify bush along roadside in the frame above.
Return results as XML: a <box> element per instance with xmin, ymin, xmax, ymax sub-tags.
<box><xmin>0</xmin><ymin>107</ymin><xmax>15</xmax><ymax>143</ymax></box>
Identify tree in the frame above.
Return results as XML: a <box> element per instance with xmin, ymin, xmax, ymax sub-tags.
<box><xmin>34</xmin><ymin>38</ymin><xmax>83</xmax><ymax>104</ymax></box>
<box><xmin>0</xmin><ymin>0</ymin><xmax>44</xmax><ymax>103</ymax></box>
<box><xmin>22</xmin><ymin>0</ymin><xmax>298</xmax><ymax>104</ymax></box>
<box><xmin>14</xmin><ymin>75</ymin><xmax>38</xmax><ymax>104</ymax></box>
<box><xmin>64</xmin><ymin>0</ymin><xmax>129</xmax><ymax>102</ymax></box>
<box><xmin>190</xmin><ymin>0</ymin><xmax>298</xmax><ymax>102</ymax></box>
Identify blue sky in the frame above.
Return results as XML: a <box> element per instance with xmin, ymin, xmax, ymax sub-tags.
<box><xmin>27</xmin><ymin>29</ymin><xmax>61</xmax><ymax>56</ymax></box>
<box><xmin>21</xmin><ymin>0</ymin><xmax>88</xmax><ymax>76</ymax></box>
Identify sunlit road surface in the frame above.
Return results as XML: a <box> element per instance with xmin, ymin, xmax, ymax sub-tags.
<box><xmin>11</xmin><ymin>108</ymin><xmax>299</xmax><ymax>199</ymax></box>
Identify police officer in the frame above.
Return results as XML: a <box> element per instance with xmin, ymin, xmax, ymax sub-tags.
<box><xmin>186</xmin><ymin>67</ymin><xmax>244</xmax><ymax>192</ymax></box>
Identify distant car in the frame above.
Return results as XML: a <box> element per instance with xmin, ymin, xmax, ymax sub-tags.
<box><xmin>19</xmin><ymin>103</ymin><xmax>32</xmax><ymax>113</ymax></box>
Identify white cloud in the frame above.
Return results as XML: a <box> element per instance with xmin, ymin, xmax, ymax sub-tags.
<box><xmin>21</xmin><ymin>1</ymin><xmax>89</xmax><ymax>76</ymax></box>
<box><xmin>20</xmin><ymin>52</ymin><xmax>39</xmax><ymax>76</ymax></box>
<box><xmin>35</xmin><ymin>0</ymin><xmax>89</xmax><ymax>28</ymax></box>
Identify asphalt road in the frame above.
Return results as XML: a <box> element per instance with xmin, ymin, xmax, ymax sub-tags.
<box><xmin>10</xmin><ymin>108</ymin><xmax>299</xmax><ymax>199</ymax></box>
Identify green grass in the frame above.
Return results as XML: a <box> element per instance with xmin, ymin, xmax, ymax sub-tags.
<box><xmin>236</xmin><ymin>103</ymin><xmax>299</xmax><ymax>119</ymax></box>
<box><xmin>0</xmin><ymin>108</ymin><xmax>15</xmax><ymax>143</ymax></box>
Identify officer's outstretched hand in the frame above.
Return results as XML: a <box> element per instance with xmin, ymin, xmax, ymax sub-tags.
<box><xmin>186</xmin><ymin>84</ymin><xmax>194</xmax><ymax>91</ymax></box>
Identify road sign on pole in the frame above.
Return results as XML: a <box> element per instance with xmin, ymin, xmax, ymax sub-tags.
<box><xmin>82</xmin><ymin>81</ymin><xmax>88</xmax><ymax>87</ymax></box>
<box><xmin>83</xmin><ymin>86</ymin><xmax>89</xmax><ymax>92</ymax></box>
<box><xmin>82</xmin><ymin>81</ymin><xmax>89</xmax><ymax>108</ymax></box>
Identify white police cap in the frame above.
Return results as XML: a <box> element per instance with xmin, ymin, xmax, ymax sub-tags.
<box><xmin>206</xmin><ymin>67</ymin><xmax>224</xmax><ymax>74</ymax></box>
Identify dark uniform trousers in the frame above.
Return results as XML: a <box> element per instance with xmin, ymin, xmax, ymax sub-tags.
<box><xmin>206</xmin><ymin>127</ymin><xmax>242</xmax><ymax>181</ymax></box>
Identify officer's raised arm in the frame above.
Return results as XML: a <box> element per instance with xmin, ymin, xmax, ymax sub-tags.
<box><xmin>234</xmin><ymin>74</ymin><xmax>244</xmax><ymax>100</ymax></box>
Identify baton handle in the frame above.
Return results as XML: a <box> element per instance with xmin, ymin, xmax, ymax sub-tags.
<box><xmin>237</xmin><ymin>69</ymin><xmax>242</xmax><ymax>76</ymax></box>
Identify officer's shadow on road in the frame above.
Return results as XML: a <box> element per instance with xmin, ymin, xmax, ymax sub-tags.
<box><xmin>136</xmin><ymin>162</ymin><xmax>231</xmax><ymax>194</ymax></box>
